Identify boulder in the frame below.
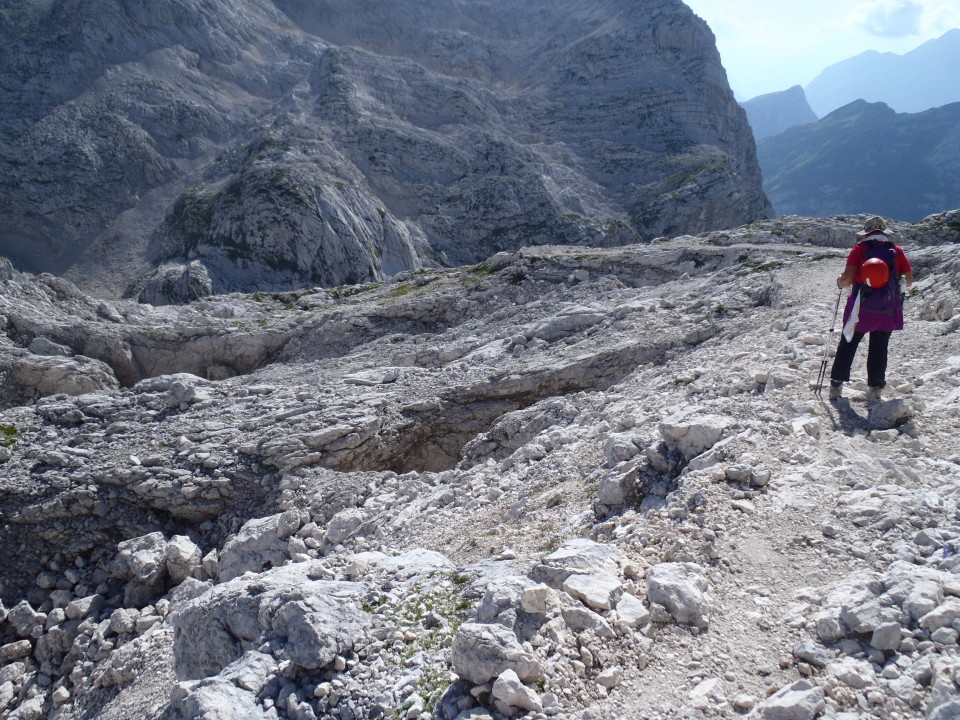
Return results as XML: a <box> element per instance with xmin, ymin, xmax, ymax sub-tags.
<box><xmin>324</xmin><ymin>508</ymin><xmax>364</xmax><ymax>545</ymax></box>
<box><xmin>169</xmin><ymin>679</ymin><xmax>264</xmax><ymax>720</ymax></box>
<box><xmin>492</xmin><ymin>668</ymin><xmax>542</xmax><ymax>714</ymax></box>
<box><xmin>8</xmin><ymin>352</ymin><xmax>119</xmax><ymax>400</ymax></box>
<box><xmin>647</xmin><ymin>562</ymin><xmax>711</xmax><ymax>630</ymax></box>
<box><xmin>562</xmin><ymin>572</ymin><xmax>623</xmax><ymax>611</ymax></box>
<box><xmin>217</xmin><ymin>514</ymin><xmax>291</xmax><ymax>582</ymax></box>
<box><xmin>117</xmin><ymin>532</ymin><xmax>169</xmax><ymax>585</ymax></box>
<box><xmin>659</xmin><ymin>411</ymin><xmax>735</xmax><ymax>461</ymax></box>
<box><xmin>615</xmin><ymin>593</ymin><xmax>651</xmax><ymax>628</ymax></box>
<box><xmin>531</xmin><ymin>539</ymin><xmax>625</xmax><ymax>588</ymax></box>
<box><xmin>520</xmin><ymin>584</ymin><xmax>558</xmax><ymax>615</ymax></box>
<box><xmin>451</xmin><ymin>623</ymin><xmax>542</xmax><ymax>685</ymax></box>
<box><xmin>170</xmin><ymin>563</ymin><xmax>369</xmax><ymax>680</ymax></box>
<box><xmin>138</xmin><ymin>261</ymin><xmax>213</xmax><ymax>306</ymax></box>
<box><xmin>756</xmin><ymin>680</ymin><xmax>825</xmax><ymax>720</ymax></box>
<box><xmin>167</xmin><ymin>535</ymin><xmax>203</xmax><ymax>584</ymax></box>
<box><xmin>920</xmin><ymin>598</ymin><xmax>960</xmax><ymax>631</ymax></box>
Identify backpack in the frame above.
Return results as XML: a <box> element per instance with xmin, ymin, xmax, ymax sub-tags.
<box><xmin>857</xmin><ymin>238</ymin><xmax>901</xmax><ymax>321</ymax></box>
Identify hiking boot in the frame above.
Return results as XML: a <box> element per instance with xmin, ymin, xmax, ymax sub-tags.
<box><xmin>865</xmin><ymin>386</ymin><xmax>882</xmax><ymax>401</ymax></box>
<box><xmin>828</xmin><ymin>382</ymin><xmax>842</xmax><ymax>401</ymax></box>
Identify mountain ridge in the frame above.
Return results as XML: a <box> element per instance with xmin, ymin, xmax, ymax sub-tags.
<box><xmin>757</xmin><ymin>99</ymin><xmax>960</xmax><ymax>220</ymax></box>
<box><xmin>805</xmin><ymin>28</ymin><xmax>960</xmax><ymax>117</ymax></box>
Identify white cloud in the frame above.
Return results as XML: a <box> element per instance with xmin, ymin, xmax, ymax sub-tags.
<box><xmin>919</xmin><ymin>1</ymin><xmax>960</xmax><ymax>34</ymax></box>
<box><xmin>849</xmin><ymin>0</ymin><xmax>959</xmax><ymax>38</ymax></box>
<box><xmin>683</xmin><ymin>0</ymin><xmax>960</xmax><ymax>97</ymax></box>
<box><xmin>855</xmin><ymin>0</ymin><xmax>923</xmax><ymax>37</ymax></box>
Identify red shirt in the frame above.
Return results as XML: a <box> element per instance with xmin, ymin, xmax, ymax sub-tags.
<box><xmin>846</xmin><ymin>239</ymin><xmax>912</xmax><ymax>280</ymax></box>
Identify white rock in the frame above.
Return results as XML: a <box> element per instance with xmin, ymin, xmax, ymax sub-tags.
<box><xmin>757</xmin><ymin>680</ymin><xmax>825</xmax><ymax>720</ymax></box>
<box><xmin>604</xmin><ymin>434</ymin><xmax>640</xmax><ymax>465</ymax></box>
<box><xmin>217</xmin><ymin>514</ymin><xmax>290</xmax><ymax>582</ymax></box>
<box><xmin>929</xmin><ymin>700</ymin><xmax>960</xmax><ymax>720</ymax></box>
<box><xmin>532</xmin><ymin>538</ymin><xmax>625</xmax><ymax>587</ymax></box>
<box><xmin>596</xmin><ymin>667</ymin><xmax>621</xmax><ymax>689</ymax></box>
<box><xmin>614</xmin><ymin>593</ymin><xmax>651</xmax><ymax>628</ymax></box>
<box><xmin>109</xmin><ymin>608</ymin><xmax>139</xmax><ymax>635</ymax></box>
<box><xmin>9</xmin><ymin>695</ymin><xmax>45</xmax><ymax>720</ymax></box>
<box><xmin>171</xmin><ymin>563</ymin><xmax>369</xmax><ymax>679</ymax></box>
<box><xmin>904</xmin><ymin>581</ymin><xmax>943</xmax><ymax>621</ymax></box>
<box><xmin>170</xmin><ymin>679</ymin><xmax>265</xmax><ymax>720</ymax></box>
<box><xmin>659</xmin><ymin>412</ymin><xmax>734</xmax><ymax>461</ymax></box>
<box><xmin>560</xmin><ymin>606</ymin><xmax>616</xmax><ymax>638</ymax></box>
<box><xmin>166</xmin><ymin>535</ymin><xmax>203</xmax><ymax>584</ymax></box>
<box><xmin>65</xmin><ymin>594</ymin><xmax>103</xmax><ymax>621</ymax></box>
<box><xmin>0</xmin><ymin>640</ymin><xmax>33</xmax><ymax>661</ymax></box>
<box><xmin>562</xmin><ymin>572</ymin><xmax>623</xmax><ymax>611</ymax></box>
<box><xmin>492</xmin><ymin>668</ymin><xmax>543</xmax><ymax>713</ymax></box>
<box><xmin>451</xmin><ymin>623</ymin><xmax>542</xmax><ymax>685</ymax></box>
<box><xmin>826</xmin><ymin>657</ymin><xmax>874</xmax><ymax>689</ymax></box>
<box><xmin>0</xmin><ymin>681</ymin><xmax>14</xmax><ymax>710</ymax></box>
<box><xmin>520</xmin><ymin>584</ymin><xmax>557</xmax><ymax>615</ymax></box>
<box><xmin>920</xmin><ymin>598</ymin><xmax>960</xmax><ymax>631</ymax></box>
<box><xmin>117</xmin><ymin>531</ymin><xmax>169</xmax><ymax>584</ymax></box>
<box><xmin>870</xmin><ymin>621</ymin><xmax>902</xmax><ymax>651</ymax></box>
<box><xmin>324</xmin><ymin>508</ymin><xmax>364</xmax><ymax>544</ymax></box>
<box><xmin>7</xmin><ymin>601</ymin><xmax>46</xmax><ymax>637</ymax></box>
<box><xmin>52</xmin><ymin>686</ymin><xmax>71</xmax><ymax>707</ymax></box>
<box><xmin>646</xmin><ymin>562</ymin><xmax>711</xmax><ymax>629</ymax></box>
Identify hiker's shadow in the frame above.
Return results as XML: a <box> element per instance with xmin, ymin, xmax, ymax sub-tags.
<box><xmin>821</xmin><ymin>397</ymin><xmax>868</xmax><ymax>435</ymax></box>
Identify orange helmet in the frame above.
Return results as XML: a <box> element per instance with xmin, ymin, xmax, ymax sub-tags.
<box><xmin>861</xmin><ymin>258</ymin><xmax>890</xmax><ymax>288</ymax></box>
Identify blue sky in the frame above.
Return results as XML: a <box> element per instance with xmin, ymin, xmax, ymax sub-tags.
<box><xmin>683</xmin><ymin>0</ymin><xmax>960</xmax><ymax>99</ymax></box>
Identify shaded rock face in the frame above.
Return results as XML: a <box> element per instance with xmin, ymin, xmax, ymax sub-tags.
<box><xmin>1</xmin><ymin>0</ymin><xmax>769</xmax><ymax>297</ymax></box>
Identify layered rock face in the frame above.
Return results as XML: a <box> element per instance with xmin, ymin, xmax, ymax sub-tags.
<box><xmin>1</xmin><ymin>213</ymin><xmax>960</xmax><ymax>719</ymax></box>
<box><xmin>0</xmin><ymin>0</ymin><xmax>770</xmax><ymax>297</ymax></box>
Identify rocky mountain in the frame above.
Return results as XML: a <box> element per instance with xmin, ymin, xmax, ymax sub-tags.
<box><xmin>741</xmin><ymin>86</ymin><xmax>818</xmax><ymax>141</ymax></box>
<box><xmin>756</xmin><ymin>100</ymin><xmax>960</xmax><ymax>221</ymax></box>
<box><xmin>1</xmin><ymin>211</ymin><xmax>959</xmax><ymax>719</ymax></box>
<box><xmin>805</xmin><ymin>29</ymin><xmax>960</xmax><ymax>118</ymax></box>
<box><xmin>0</xmin><ymin>0</ymin><xmax>770</xmax><ymax>300</ymax></box>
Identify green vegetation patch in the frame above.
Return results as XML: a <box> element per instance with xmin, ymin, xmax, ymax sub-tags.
<box><xmin>328</xmin><ymin>283</ymin><xmax>378</xmax><ymax>301</ymax></box>
<box><xmin>0</xmin><ymin>424</ymin><xmax>16</xmax><ymax>447</ymax></box>
<box><xmin>373</xmin><ymin>574</ymin><xmax>474</xmax><ymax>718</ymax></box>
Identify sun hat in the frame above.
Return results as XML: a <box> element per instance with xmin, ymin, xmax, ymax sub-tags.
<box><xmin>856</xmin><ymin>216</ymin><xmax>892</xmax><ymax>238</ymax></box>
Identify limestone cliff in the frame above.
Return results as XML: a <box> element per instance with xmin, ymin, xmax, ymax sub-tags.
<box><xmin>0</xmin><ymin>0</ymin><xmax>770</xmax><ymax>298</ymax></box>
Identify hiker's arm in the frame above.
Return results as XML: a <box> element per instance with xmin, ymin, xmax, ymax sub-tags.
<box><xmin>837</xmin><ymin>265</ymin><xmax>857</xmax><ymax>289</ymax></box>
<box><xmin>901</xmin><ymin>271</ymin><xmax>914</xmax><ymax>287</ymax></box>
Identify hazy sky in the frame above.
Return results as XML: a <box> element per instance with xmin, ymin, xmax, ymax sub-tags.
<box><xmin>683</xmin><ymin>0</ymin><xmax>960</xmax><ymax>99</ymax></box>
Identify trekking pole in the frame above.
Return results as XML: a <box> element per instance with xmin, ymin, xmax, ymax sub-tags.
<box><xmin>814</xmin><ymin>288</ymin><xmax>843</xmax><ymax>396</ymax></box>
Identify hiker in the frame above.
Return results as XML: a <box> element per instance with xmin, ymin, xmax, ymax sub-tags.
<box><xmin>829</xmin><ymin>216</ymin><xmax>913</xmax><ymax>401</ymax></box>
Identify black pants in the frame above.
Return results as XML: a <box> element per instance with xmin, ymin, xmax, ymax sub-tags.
<box><xmin>830</xmin><ymin>330</ymin><xmax>891</xmax><ymax>388</ymax></box>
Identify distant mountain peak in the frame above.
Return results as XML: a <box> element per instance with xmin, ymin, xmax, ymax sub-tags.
<box><xmin>805</xmin><ymin>28</ymin><xmax>960</xmax><ymax>116</ymax></box>
<box><xmin>740</xmin><ymin>85</ymin><xmax>817</xmax><ymax>140</ymax></box>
